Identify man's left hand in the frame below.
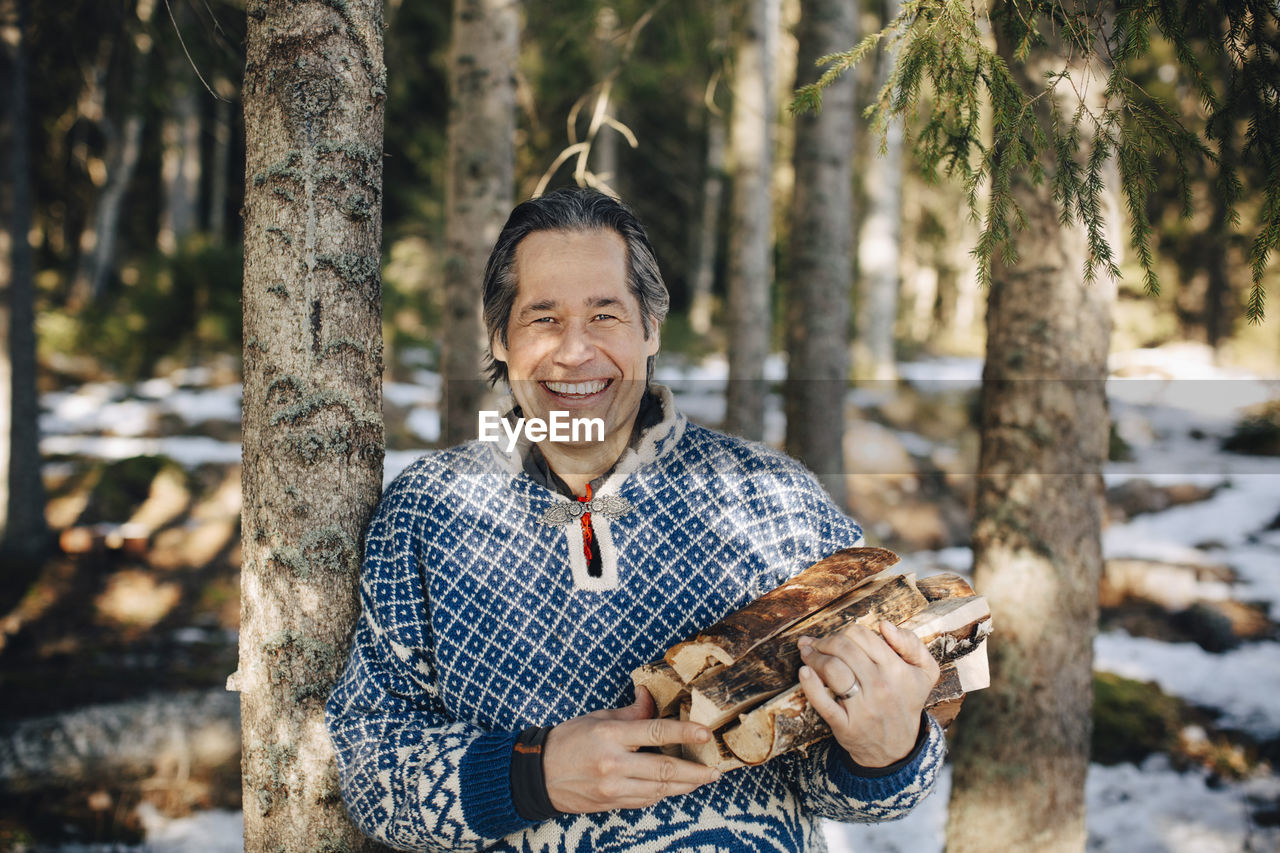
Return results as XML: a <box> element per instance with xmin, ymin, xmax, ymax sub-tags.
<box><xmin>796</xmin><ymin>621</ymin><xmax>940</xmax><ymax>769</ymax></box>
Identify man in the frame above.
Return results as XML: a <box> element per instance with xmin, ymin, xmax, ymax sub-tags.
<box><xmin>326</xmin><ymin>188</ymin><xmax>944</xmax><ymax>852</ymax></box>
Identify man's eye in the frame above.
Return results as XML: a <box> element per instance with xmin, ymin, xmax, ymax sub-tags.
<box><xmin>593</xmin><ymin>314</ymin><xmax>619</xmax><ymax>322</ymax></box>
<box><xmin>533</xmin><ymin>316</ymin><xmax>557</xmax><ymax>324</ymax></box>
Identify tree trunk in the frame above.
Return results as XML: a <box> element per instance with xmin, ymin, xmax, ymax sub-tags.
<box><xmin>688</xmin><ymin>6</ymin><xmax>731</xmax><ymax>338</ymax></box>
<box><xmin>207</xmin><ymin>79</ymin><xmax>236</xmax><ymax>244</ymax></box>
<box><xmin>159</xmin><ymin>3</ymin><xmax>202</xmax><ymax>257</ymax></box>
<box><xmin>441</xmin><ymin>0</ymin><xmax>517</xmax><ymax>447</ymax></box>
<box><xmin>69</xmin><ymin>3</ymin><xmax>153</xmax><ymax>307</ymax></box>
<box><xmin>0</xmin><ymin>0</ymin><xmax>50</xmax><ymax>569</ymax></box>
<box><xmin>945</xmin><ymin>6</ymin><xmax>1114</xmax><ymax>849</ymax></box>
<box><xmin>784</xmin><ymin>0</ymin><xmax>855</xmax><ymax>505</ymax></box>
<box><xmin>237</xmin><ymin>0</ymin><xmax>386</xmax><ymax>848</ymax></box>
<box><xmin>854</xmin><ymin>0</ymin><xmax>904</xmax><ymax>383</ymax></box>
<box><xmin>723</xmin><ymin>0</ymin><xmax>778</xmax><ymax>441</ymax></box>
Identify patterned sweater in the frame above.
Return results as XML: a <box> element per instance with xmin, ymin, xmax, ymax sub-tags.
<box><xmin>325</xmin><ymin>387</ymin><xmax>945</xmax><ymax>852</ymax></box>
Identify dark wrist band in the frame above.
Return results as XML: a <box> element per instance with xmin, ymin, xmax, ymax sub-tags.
<box><xmin>510</xmin><ymin>725</ymin><xmax>562</xmax><ymax>822</ymax></box>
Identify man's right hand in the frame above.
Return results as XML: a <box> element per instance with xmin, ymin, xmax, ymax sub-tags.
<box><xmin>542</xmin><ymin>687</ymin><xmax>723</xmax><ymax>813</ymax></box>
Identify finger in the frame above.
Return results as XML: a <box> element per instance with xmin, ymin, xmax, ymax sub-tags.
<box><xmin>625</xmin><ymin>751</ymin><xmax>721</xmax><ymax>787</ymax></box>
<box><xmin>801</xmin><ymin>630</ymin><xmax>874</xmax><ymax>688</ymax></box>
<box><xmin>799</xmin><ymin>664</ymin><xmax>849</xmax><ymax>727</ymax></box>
<box><xmin>840</xmin><ymin>623</ymin><xmax>901</xmax><ymax>668</ymax></box>
<box><xmin>879</xmin><ymin>621</ymin><xmax>938</xmax><ymax>672</ymax></box>
<box><xmin>615</xmin><ymin>716</ymin><xmax>715</xmax><ymax>750</ymax></box>
<box><xmin>614</xmin><ymin>685</ymin><xmax>657</xmax><ymax>721</ymax></box>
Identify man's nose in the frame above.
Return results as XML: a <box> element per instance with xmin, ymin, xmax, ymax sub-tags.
<box><xmin>552</xmin><ymin>323</ymin><xmax>594</xmax><ymax>367</ymax></box>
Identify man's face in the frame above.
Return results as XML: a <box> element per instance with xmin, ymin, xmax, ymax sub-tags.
<box><xmin>492</xmin><ymin>228</ymin><xmax>659</xmax><ymax>453</ymax></box>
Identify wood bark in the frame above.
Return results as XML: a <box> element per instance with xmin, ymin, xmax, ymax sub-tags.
<box><xmin>441</xmin><ymin>0</ymin><xmax>517</xmax><ymax>446</ymax></box>
<box><xmin>0</xmin><ymin>0</ymin><xmax>50</xmax><ymax>568</ymax></box>
<box><xmin>723</xmin><ymin>0</ymin><xmax>778</xmax><ymax>441</ymax></box>
<box><xmin>945</xmin><ymin>4</ymin><xmax>1114</xmax><ymax>850</ymax></box>
<box><xmin>687</xmin><ymin>573</ymin><xmax>926</xmax><ymax>729</ymax></box>
<box><xmin>853</xmin><ymin>0</ymin><xmax>905</xmax><ymax>383</ymax></box>
<box><xmin>783</xmin><ymin>0</ymin><xmax>856</xmax><ymax>508</ymax></box>
<box><xmin>665</xmin><ymin>546</ymin><xmax>898</xmax><ymax>681</ymax></box>
<box><xmin>237</xmin><ymin>0</ymin><xmax>387</xmax><ymax>848</ymax></box>
<box><xmin>721</xmin><ymin>599</ymin><xmax>990</xmax><ymax>766</ymax></box>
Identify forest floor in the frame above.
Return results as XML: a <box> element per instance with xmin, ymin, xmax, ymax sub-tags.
<box><xmin>1</xmin><ymin>343</ymin><xmax>1278</xmax><ymax>851</ymax></box>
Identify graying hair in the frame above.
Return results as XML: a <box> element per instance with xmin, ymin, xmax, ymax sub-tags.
<box><xmin>481</xmin><ymin>187</ymin><xmax>669</xmax><ymax>386</ymax></box>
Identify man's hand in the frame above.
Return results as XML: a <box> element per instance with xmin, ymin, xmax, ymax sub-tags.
<box><xmin>797</xmin><ymin>621</ymin><xmax>940</xmax><ymax>769</ymax></box>
<box><xmin>542</xmin><ymin>687</ymin><xmax>722</xmax><ymax>813</ymax></box>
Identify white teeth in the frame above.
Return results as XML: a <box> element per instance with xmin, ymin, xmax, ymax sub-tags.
<box><xmin>544</xmin><ymin>380</ymin><xmax>608</xmax><ymax>396</ymax></box>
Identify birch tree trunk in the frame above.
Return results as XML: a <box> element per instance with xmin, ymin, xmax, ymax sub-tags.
<box><xmin>783</xmin><ymin>0</ymin><xmax>855</xmax><ymax>507</ymax></box>
<box><xmin>945</xmin><ymin>5</ymin><xmax>1114</xmax><ymax>849</ymax></box>
<box><xmin>0</xmin><ymin>0</ymin><xmax>50</xmax><ymax>569</ymax></box>
<box><xmin>69</xmin><ymin>2</ymin><xmax>152</xmax><ymax>308</ymax></box>
<box><xmin>441</xmin><ymin>0</ymin><xmax>517</xmax><ymax>447</ymax></box>
<box><xmin>237</xmin><ymin>0</ymin><xmax>386</xmax><ymax>848</ymax></box>
<box><xmin>854</xmin><ymin>0</ymin><xmax>903</xmax><ymax>383</ymax></box>
<box><xmin>723</xmin><ymin>0</ymin><xmax>778</xmax><ymax>441</ymax></box>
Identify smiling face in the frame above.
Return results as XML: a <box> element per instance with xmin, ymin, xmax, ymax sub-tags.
<box><xmin>492</xmin><ymin>228</ymin><xmax>659</xmax><ymax>467</ymax></box>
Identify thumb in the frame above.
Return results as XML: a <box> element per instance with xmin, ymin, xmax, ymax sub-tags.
<box><xmin>609</xmin><ymin>685</ymin><xmax>657</xmax><ymax>721</ymax></box>
<box><xmin>880</xmin><ymin>621</ymin><xmax>937</xmax><ymax>671</ymax></box>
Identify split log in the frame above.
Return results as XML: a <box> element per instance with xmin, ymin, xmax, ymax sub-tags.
<box><xmin>720</xmin><ymin>601</ymin><xmax>990</xmax><ymax>766</ymax></box>
<box><xmin>631</xmin><ymin>659</ymin><xmax>688</xmax><ymax>718</ymax></box>
<box><xmin>686</xmin><ymin>573</ymin><xmax>928</xmax><ymax>729</ymax></box>
<box><xmin>915</xmin><ymin>572</ymin><xmax>975</xmax><ymax>601</ymax></box>
<box><xmin>664</xmin><ymin>546</ymin><xmax>899</xmax><ymax>681</ymax></box>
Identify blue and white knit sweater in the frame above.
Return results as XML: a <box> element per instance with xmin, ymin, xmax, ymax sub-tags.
<box><xmin>326</xmin><ymin>387</ymin><xmax>945</xmax><ymax>852</ymax></box>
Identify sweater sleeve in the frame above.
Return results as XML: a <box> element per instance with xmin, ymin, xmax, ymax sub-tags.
<box><xmin>776</xmin><ymin>456</ymin><xmax>947</xmax><ymax>822</ymax></box>
<box><xmin>325</xmin><ymin>463</ymin><xmax>537</xmax><ymax>852</ymax></box>
<box><xmin>787</xmin><ymin>715</ymin><xmax>946</xmax><ymax>823</ymax></box>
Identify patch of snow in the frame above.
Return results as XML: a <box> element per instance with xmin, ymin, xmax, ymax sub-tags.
<box><xmin>383</xmin><ymin>381</ymin><xmax>435</xmax><ymax>408</ymax></box>
<box><xmin>406</xmin><ymin>408</ymin><xmax>440</xmax><ymax>443</ymax></box>
<box><xmin>1104</xmin><ymin>476</ymin><xmax>1280</xmax><ymax>555</ymax></box>
<box><xmin>41</xmin><ymin>435</ymin><xmax>242</xmax><ymax>468</ymax></box>
<box><xmin>897</xmin><ymin>357</ymin><xmax>984</xmax><ymax>391</ymax></box>
<box><xmin>135</xmin><ymin>802</ymin><xmax>243</xmax><ymax>853</ymax></box>
<box><xmin>1094</xmin><ymin>632</ymin><xmax>1280</xmax><ymax>739</ymax></box>
<box><xmin>1085</xmin><ymin>756</ymin><xmax>1280</xmax><ymax>853</ymax></box>
<box><xmin>161</xmin><ymin>386</ymin><xmax>241</xmax><ymax>425</ymax></box>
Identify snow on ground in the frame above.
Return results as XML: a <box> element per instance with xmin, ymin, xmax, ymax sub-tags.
<box><xmin>34</xmin><ymin>344</ymin><xmax>1280</xmax><ymax>851</ymax></box>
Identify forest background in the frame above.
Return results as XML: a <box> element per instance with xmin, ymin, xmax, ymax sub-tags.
<box><xmin>1</xmin><ymin>0</ymin><xmax>1279</xmax><ymax>850</ymax></box>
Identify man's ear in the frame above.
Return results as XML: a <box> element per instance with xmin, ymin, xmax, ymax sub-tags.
<box><xmin>645</xmin><ymin>327</ymin><xmax>660</xmax><ymax>357</ymax></box>
<box><xmin>491</xmin><ymin>334</ymin><xmax>508</xmax><ymax>363</ymax></box>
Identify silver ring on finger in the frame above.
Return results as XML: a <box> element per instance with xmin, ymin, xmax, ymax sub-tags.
<box><xmin>834</xmin><ymin>679</ymin><xmax>861</xmax><ymax>701</ymax></box>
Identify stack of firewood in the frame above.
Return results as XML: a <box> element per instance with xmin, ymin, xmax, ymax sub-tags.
<box><xmin>632</xmin><ymin>547</ymin><xmax>991</xmax><ymax>771</ymax></box>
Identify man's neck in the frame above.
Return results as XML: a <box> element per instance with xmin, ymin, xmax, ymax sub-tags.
<box><xmin>536</xmin><ymin>432</ymin><xmax>631</xmax><ymax>496</ymax></box>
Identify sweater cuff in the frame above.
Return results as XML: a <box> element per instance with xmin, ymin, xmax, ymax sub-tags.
<box><xmin>827</xmin><ymin>712</ymin><xmax>937</xmax><ymax>797</ymax></box>
<box><xmin>458</xmin><ymin>730</ymin><xmax>539</xmax><ymax>839</ymax></box>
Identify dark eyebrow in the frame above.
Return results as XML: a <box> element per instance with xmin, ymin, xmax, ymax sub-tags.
<box><xmin>520</xmin><ymin>299</ymin><xmax>559</xmax><ymax>314</ymax></box>
<box><xmin>587</xmin><ymin>297</ymin><xmax>626</xmax><ymax>311</ymax></box>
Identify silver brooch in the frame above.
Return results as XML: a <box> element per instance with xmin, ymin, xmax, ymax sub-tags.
<box><xmin>539</xmin><ymin>495</ymin><xmax>635</xmax><ymax>526</ymax></box>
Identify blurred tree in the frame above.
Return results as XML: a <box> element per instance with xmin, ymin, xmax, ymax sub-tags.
<box><xmin>441</xmin><ymin>0</ymin><xmax>518</xmax><ymax>446</ymax></box>
<box><xmin>1</xmin><ymin>0</ymin><xmax>51</xmax><ymax>574</ymax></box>
<box><xmin>783</xmin><ymin>0</ymin><xmax>855</xmax><ymax>507</ymax></box>
<box><xmin>853</xmin><ymin>0</ymin><xmax>903</xmax><ymax>382</ymax></box>
<box><xmin>236</xmin><ymin>0</ymin><xmax>386</xmax><ymax>848</ymax></box>
<box><xmin>688</xmin><ymin>5</ymin><xmax>730</xmax><ymax>337</ymax></box>
<box><xmin>67</xmin><ymin>0</ymin><xmax>154</xmax><ymax>308</ymax></box>
<box><xmin>724</xmin><ymin>0</ymin><xmax>778</xmax><ymax>441</ymax></box>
